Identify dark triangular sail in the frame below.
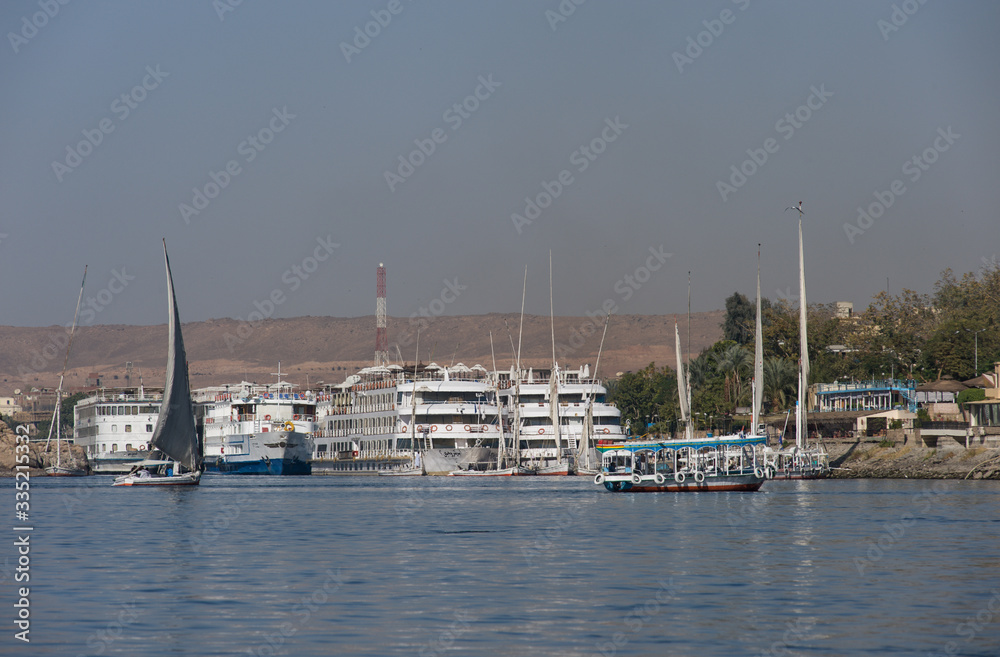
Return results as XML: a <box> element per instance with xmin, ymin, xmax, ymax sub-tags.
<box><xmin>149</xmin><ymin>240</ymin><xmax>199</xmax><ymax>471</ymax></box>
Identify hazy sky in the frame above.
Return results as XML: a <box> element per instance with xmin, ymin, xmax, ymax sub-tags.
<box><xmin>2</xmin><ymin>1</ymin><xmax>998</xmax><ymax>331</ymax></box>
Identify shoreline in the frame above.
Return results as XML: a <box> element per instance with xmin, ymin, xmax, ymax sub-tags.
<box><xmin>824</xmin><ymin>440</ymin><xmax>1000</xmax><ymax>480</ymax></box>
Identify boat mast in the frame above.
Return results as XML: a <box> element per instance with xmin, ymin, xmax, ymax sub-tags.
<box><xmin>549</xmin><ymin>251</ymin><xmax>561</xmax><ymax>464</ymax></box>
<box><xmin>753</xmin><ymin>245</ymin><xmax>764</xmax><ymax>434</ymax></box>
<box><xmin>798</xmin><ymin>215</ymin><xmax>809</xmax><ymax>449</ymax></box>
<box><xmin>489</xmin><ymin>331</ymin><xmax>505</xmax><ymax>469</ymax></box>
<box><xmin>675</xmin><ymin>322</ymin><xmax>689</xmax><ymax>439</ymax></box>
<box><xmin>410</xmin><ymin>329</ymin><xmax>420</xmax><ymax>462</ymax></box>
<box><xmin>685</xmin><ymin>272</ymin><xmax>693</xmax><ymax>440</ymax></box>
<box><xmin>514</xmin><ymin>266</ymin><xmax>528</xmax><ymax>466</ymax></box>
<box><xmin>582</xmin><ymin>312</ymin><xmax>611</xmax><ymax>469</ymax></box>
<box><xmin>45</xmin><ymin>265</ymin><xmax>87</xmax><ymax>469</ymax></box>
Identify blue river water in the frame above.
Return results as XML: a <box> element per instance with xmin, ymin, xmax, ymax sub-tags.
<box><xmin>10</xmin><ymin>476</ymin><xmax>1000</xmax><ymax>656</ymax></box>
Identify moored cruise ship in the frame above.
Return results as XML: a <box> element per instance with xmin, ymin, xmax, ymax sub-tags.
<box><xmin>312</xmin><ymin>363</ymin><xmax>505</xmax><ymax>475</ymax></box>
<box><xmin>499</xmin><ymin>364</ymin><xmax>623</xmax><ymax>475</ymax></box>
<box><xmin>73</xmin><ymin>387</ymin><xmax>164</xmax><ymax>474</ymax></box>
<box><xmin>194</xmin><ymin>380</ymin><xmax>316</xmax><ymax>475</ymax></box>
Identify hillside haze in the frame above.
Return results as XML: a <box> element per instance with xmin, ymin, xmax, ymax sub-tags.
<box><xmin>0</xmin><ymin>312</ymin><xmax>723</xmax><ymax>394</ymax></box>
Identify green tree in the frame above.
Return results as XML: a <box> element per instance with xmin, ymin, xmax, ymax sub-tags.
<box><xmin>722</xmin><ymin>292</ymin><xmax>754</xmax><ymax>345</ymax></box>
<box><xmin>712</xmin><ymin>342</ymin><xmax>752</xmax><ymax>409</ymax></box>
<box><xmin>763</xmin><ymin>357</ymin><xmax>797</xmax><ymax>411</ymax></box>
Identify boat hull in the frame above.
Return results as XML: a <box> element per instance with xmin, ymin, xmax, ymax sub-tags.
<box><xmin>206</xmin><ymin>430</ymin><xmax>313</xmax><ymax>475</ymax></box>
<box><xmin>600</xmin><ymin>473</ymin><xmax>764</xmax><ymax>493</ymax></box>
<box><xmin>45</xmin><ymin>467</ymin><xmax>88</xmax><ymax>477</ymax></box>
<box><xmin>112</xmin><ymin>471</ymin><xmax>201</xmax><ymax>486</ymax></box>
<box><xmin>448</xmin><ymin>467</ymin><xmax>517</xmax><ymax>477</ymax></box>
<box><xmin>206</xmin><ymin>456</ymin><xmax>310</xmax><ymax>475</ymax></box>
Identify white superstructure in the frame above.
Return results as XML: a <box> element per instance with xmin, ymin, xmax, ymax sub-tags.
<box><xmin>499</xmin><ymin>364</ymin><xmax>623</xmax><ymax>474</ymax></box>
<box><xmin>313</xmin><ymin>363</ymin><xmax>504</xmax><ymax>475</ymax></box>
<box><xmin>73</xmin><ymin>387</ymin><xmax>163</xmax><ymax>473</ymax></box>
<box><xmin>194</xmin><ymin>380</ymin><xmax>316</xmax><ymax>475</ymax></box>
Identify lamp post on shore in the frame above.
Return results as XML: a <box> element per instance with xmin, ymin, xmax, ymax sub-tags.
<box><xmin>956</xmin><ymin>329</ymin><xmax>986</xmax><ymax>375</ymax></box>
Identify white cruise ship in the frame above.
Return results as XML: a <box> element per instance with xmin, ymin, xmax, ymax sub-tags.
<box><xmin>499</xmin><ymin>364</ymin><xmax>623</xmax><ymax>475</ymax></box>
<box><xmin>312</xmin><ymin>363</ymin><xmax>504</xmax><ymax>475</ymax></box>
<box><xmin>73</xmin><ymin>387</ymin><xmax>164</xmax><ymax>474</ymax></box>
<box><xmin>194</xmin><ymin>381</ymin><xmax>316</xmax><ymax>475</ymax></box>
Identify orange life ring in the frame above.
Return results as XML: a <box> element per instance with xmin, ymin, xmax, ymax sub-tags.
<box><xmin>416</xmin><ymin>425</ymin><xmax>423</xmax><ymax>432</ymax></box>
<box><xmin>293</xmin><ymin>414</ymin><xmax>300</xmax><ymax>421</ymax></box>
<box><xmin>264</xmin><ymin>414</ymin><xmax>271</xmax><ymax>421</ymax></box>
<box><xmin>538</xmin><ymin>428</ymin><xmax>545</xmax><ymax>434</ymax></box>
<box><xmin>464</xmin><ymin>425</ymin><xmax>471</xmax><ymax>432</ymax></box>
<box><xmin>481</xmin><ymin>425</ymin><xmax>488</xmax><ymax>432</ymax></box>
<box><xmin>401</xmin><ymin>424</ymin><xmax>408</xmax><ymax>433</ymax></box>
<box><xmin>431</xmin><ymin>425</ymin><xmax>438</xmax><ymax>432</ymax></box>
<box><xmin>445</xmin><ymin>425</ymin><xmax>453</xmax><ymax>431</ymax></box>
<box><xmin>603</xmin><ymin>428</ymin><xmax>610</xmax><ymax>434</ymax></box>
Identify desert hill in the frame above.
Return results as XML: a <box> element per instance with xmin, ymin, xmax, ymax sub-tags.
<box><xmin>0</xmin><ymin>312</ymin><xmax>723</xmax><ymax>394</ymax></box>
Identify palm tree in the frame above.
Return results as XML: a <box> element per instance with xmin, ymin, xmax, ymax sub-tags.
<box><xmin>713</xmin><ymin>343</ymin><xmax>752</xmax><ymax>406</ymax></box>
<box><xmin>763</xmin><ymin>357</ymin><xmax>797</xmax><ymax>410</ymax></box>
<box><xmin>687</xmin><ymin>352</ymin><xmax>711</xmax><ymax>389</ymax></box>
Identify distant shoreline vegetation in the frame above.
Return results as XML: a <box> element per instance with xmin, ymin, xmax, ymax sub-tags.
<box><xmin>608</xmin><ymin>264</ymin><xmax>1000</xmax><ymax>435</ymax></box>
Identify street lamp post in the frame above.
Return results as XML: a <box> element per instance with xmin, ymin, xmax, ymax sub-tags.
<box><xmin>956</xmin><ymin>329</ymin><xmax>986</xmax><ymax>374</ymax></box>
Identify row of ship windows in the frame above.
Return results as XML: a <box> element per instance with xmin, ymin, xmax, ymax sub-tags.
<box><xmin>90</xmin><ymin>443</ymin><xmax>147</xmax><ymax>454</ymax></box>
<box><xmin>77</xmin><ymin>405</ymin><xmax>159</xmax><ymax>419</ymax></box>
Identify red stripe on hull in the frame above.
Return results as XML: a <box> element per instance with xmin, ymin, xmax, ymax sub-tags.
<box><xmin>624</xmin><ymin>482</ymin><xmax>764</xmax><ymax>492</ymax></box>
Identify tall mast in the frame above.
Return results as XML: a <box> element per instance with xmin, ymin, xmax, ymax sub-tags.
<box><xmin>675</xmin><ymin>322</ymin><xmax>689</xmax><ymax>435</ymax></box>
<box><xmin>753</xmin><ymin>244</ymin><xmax>764</xmax><ymax>433</ymax></box>
<box><xmin>798</xmin><ymin>217</ymin><xmax>809</xmax><ymax>449</ymax></box>
<box><xmin>581</xmin><ymin>312</ymin><xmax>611</xmax><ymax>469</ymax></box>
<box><xmin>46</xmin><ymin>265</ymin><xmax>88</xmax><ymax>468</ymax></box>
<box><xmin>375</xmin><ymin>263</ymin><xmax>388</xmax><ymax>366</ymax></box>
<box><xmin>489</xmin><ymin>331</ymin><xmax>505</xmax><ymax>469</ymax></box>
<box><xmin>685</xmin><ymin>272</ymin><xmax>693</xmax><ymax>439</ymax></box>
<box><xmin>549</xmin><ymin>251</ymin><xmax>561</xmax><ymax>463</ymax></box>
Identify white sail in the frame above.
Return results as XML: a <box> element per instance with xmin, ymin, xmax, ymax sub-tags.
<box><xmin>675</xmin><ymin>323</ymin><xmax>689</xmax><ymax>425</ymax></box>
<box><xmin>149</xmin><ymin>241</ymin><xmax>200</xmax><ymax>472</ymax></box>
<box><xmin>797</xmin><ymin>218</ymin><xmax>809</xmax><ymax>448</ymax></box>
<box><xmin>753</xmin><ymin>248</ymin><xmax>764</xmax><ymax>432</ymax></box>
